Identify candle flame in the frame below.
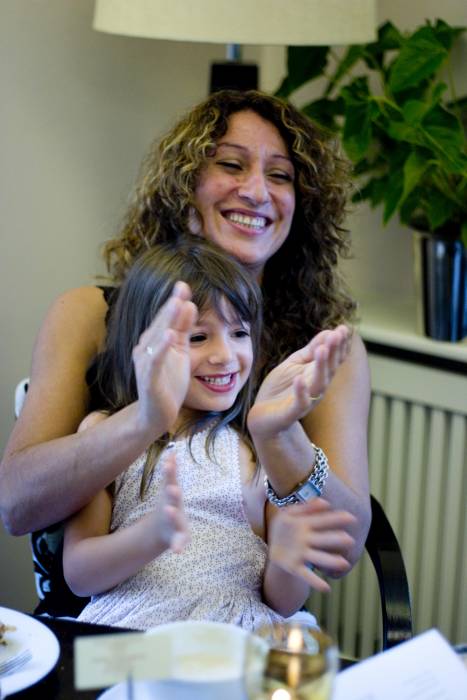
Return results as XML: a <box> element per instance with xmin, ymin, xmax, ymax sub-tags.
<box><xmin>287</xmin><ymin>627</ymin><xmax>303</xmax><ymax>653</ymax></box>
<box><xmin>271</xmin><ymin>689</ymin><xmax>292</xmax><ymax>700</ymax></box>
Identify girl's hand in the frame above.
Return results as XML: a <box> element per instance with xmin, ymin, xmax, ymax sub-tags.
<box><xmin>248</xmin><ymin>325</ymin><xmax>351</xmax><ymax>437</ymax></box>
<box><xmin>133</xmin><ymin>282</ymin><xmax>198</xmax><ymax>436</ymax></box>
<box><xmin>142</xmin><ymin>449</ymin><xmax>190</xmax><ymax>554</ymax></box>
<box><xmin>267</xmin><ymin>499</ymin><xmax>355</xmax><ymax>592</ymax></box>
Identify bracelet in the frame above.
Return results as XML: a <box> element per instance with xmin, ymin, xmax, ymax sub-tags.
<box><xmin>265</xmin><ymin>442</ymin><xmax>329</xmax><ymax>507</ymax></box>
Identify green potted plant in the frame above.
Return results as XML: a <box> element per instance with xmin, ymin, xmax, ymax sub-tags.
<box><xmin>276</xmin><ymin>19</ymin><xmax>467</xmax><ymax>341</ymax></box>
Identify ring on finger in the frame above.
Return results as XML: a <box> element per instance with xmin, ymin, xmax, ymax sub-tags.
<box><xmin>145</xmin><ymin>345</ymin><xmax>155</xmax><ymax>356</ymax></box>
<box><xmin>310</xmin><ymin>393</ymin><xmax>323</xmax><ymax>402</ymax></box>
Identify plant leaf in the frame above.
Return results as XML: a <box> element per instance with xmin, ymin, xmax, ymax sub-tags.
<box><xmin>340</xmin><ymin>78</ymin><xmax>374</xmax><ymax>161</ymax></box>
<box><xmin>301</xmin><ymin>97</ymin><xmax>343</xmax><ymax>132</ymax></box>
<box><xmin>388</xmin><ymin>25</ymin><xmax>448</xmax><ymax>93</ymax></box>
<box><xmin>275</xmin><ymin>46</ymin><xmax>330</xmax><ymax>97</ymax></box>
<box><xmin>383</xmin><ymin>170</ymin><xmax>404</xmax><ymax>223</ymax></box>
<box><xmin>421</xmin><ymin>105</ymin><xmax>467</xmax><ymax>172</ymax></box>
<box><xmin>432</xmin><ymin>19</ymin><xmax>466</xmax><ymax>51</ymax></box>
<box><xmin>325</xmin><ymin>45</ymin><xmax>364</xmax><ymax>96</ymax></box>
<box><xmin>362</xmin><ymin>21</ymin><xmax>404</xmax><ymax>71</ymax></box>
<box><xmin>461</xmin><ymin>220</ymin><xmax>467</xmax><ymax>248</ymax></box>
<box><xmin>401</xmin><ymin>150</ymin><xmax>430</xmax><ymax>202</ymax></box>
<box><xmin>402</xmin><ymin>100</ymin><xmax>428</xmax><ymax>125</ymax></box>
<box><xmin>424</xmin><ymin>189</ymin><xmax>459</xmax><ymax>230</ymax></box>
<box><xmin>354</xmin><ymin>175</ymin><xmax>390</xmax><ymax>207</ymax></box>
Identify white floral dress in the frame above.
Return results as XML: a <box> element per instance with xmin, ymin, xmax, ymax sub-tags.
<box><xmin>77</xmin><ymin>426</ymin><xmax>290</xmax><ymax>631</ymax></box>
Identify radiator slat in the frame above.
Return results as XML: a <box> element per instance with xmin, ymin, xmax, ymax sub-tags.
<box><xmin>438</xmin><ymin>414</ymin><xmax>466</xmax><ymax>636</ymax></box>
<box><xmin>401</xmin><ymin>403</ymin><xmax>427</xmax><ymax>596</ymax></box>
<box><xmin>357</xmin><ymin>555</ymin><xmax>379</xmax><ymax>658</ymax></box>
<box><xmin>418</xmin><ymin>409</ymin><xmax>446</xmax><ymax>631</ymax></box>
<box><xmin>456</xmin><ymin>467</ymin><xmax>467</xmax><ymax>643</ymax></box>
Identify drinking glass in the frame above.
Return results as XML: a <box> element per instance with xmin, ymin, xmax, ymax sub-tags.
<box><xmin>244</xmin><ymin>621</ymin><xmax>338</xmax><ymax>700</ymax></box>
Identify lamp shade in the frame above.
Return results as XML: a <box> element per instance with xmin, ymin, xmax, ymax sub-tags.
<box><xmin>93</xmin><ymin>0</ymin><xmax>377</xmax><ymax>46</ymax></box>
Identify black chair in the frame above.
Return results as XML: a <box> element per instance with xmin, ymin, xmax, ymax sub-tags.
<box><xmin>365</xmin><ymin>495</ymin><xmax>413</xmax><ymax>649</ymax></box>
<box><xmin>14</xmin><ymin>379</ymin><xmax>413</xmax><ymax>649</ymax></box>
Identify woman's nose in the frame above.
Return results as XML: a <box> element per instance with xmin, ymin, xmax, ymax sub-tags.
<box><xmin>237</xmin><ymin>170</ymin><xmax>270</xmax><ymax>205</ymax></box>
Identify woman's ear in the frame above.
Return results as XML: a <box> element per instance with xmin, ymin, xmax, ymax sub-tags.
<box><xmin>188</xmin><ymin>206</ymin><xmax>203</xmax><ymax>236</ymax></box>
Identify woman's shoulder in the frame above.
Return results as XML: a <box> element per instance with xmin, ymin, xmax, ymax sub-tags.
<box><xmin>51</xmin><ymin>284</ymin><xmax>115</xmax><ymax>311</ymax></box>
<box><xmin>41</xmin><ymin>285</ymin><xmax>116</xmax><ymax>353</ymax></box>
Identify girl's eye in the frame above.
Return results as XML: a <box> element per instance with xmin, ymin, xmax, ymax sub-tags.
<box><xmin>233</xmin><ymin>329</ymin><xmax>250</xmax><ymax>339</ymax></box>
<box><xmin>190</xmin><ymin>333</ymin><xmax>207</xmax><ymax>343</ymax></box>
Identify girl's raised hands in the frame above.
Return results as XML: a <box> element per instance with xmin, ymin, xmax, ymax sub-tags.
<box><xmin>248</xmin><ymin>325</ymin><xmax>351</xmax><ymax>437</ymax></box>
<box><xmin>132</xmin><ymin>282</ymin><xmax>198</xmax><ymax>436</ymax></box>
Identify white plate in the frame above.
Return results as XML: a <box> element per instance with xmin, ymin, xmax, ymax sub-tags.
<box><xmin>98</xmin><ymin>621</ymin><xmax>250</xmax><ymax>700</ymax></box>
<box><xmin>98</xmin><ymin>678</ymin><xmax>246</xmax><ymax>700</ymax></box>
<box><xmin>0</xmin><ymin>606</ymin><xmax>60</xmax><ymax>698</ymax></box>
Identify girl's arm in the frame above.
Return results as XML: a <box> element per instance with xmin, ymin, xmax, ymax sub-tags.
<box><xmin>63</xmin><ymin>449</ymin><xmax>189</xmax><ymax>597</ymax></box>
<box><xmin>248</xmin><ymin>329</ymin><xmax>371</xmax><ymax>568</ymax></box>
<box><xmin>0</xmin><ymin>283</ymin><xmax>196</xmax><ymax>536</ymax></box>
<box><xmin>263</xmin><ymin>499</ymin><xmax>355</xmax><ymax>617</ymax></box>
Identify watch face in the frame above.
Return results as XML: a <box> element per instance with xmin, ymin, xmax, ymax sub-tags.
<box><xmin>297</xmin><ymin>481</ymin><xmax>320</xmax><ymax>501</ymax></box>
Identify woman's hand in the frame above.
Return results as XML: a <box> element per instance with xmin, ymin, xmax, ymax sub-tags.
<box><xmin>267</xmin><ymin>499</ymin><xmax>355</xmax><ymax>592</ymax></box>
<box><xmin>248</xmin><ymin>325</ymin><xmax>351</xmax><ymax>437</ymax></box>
<box><xmin>133</xmin><ymin>282</ymin><xmax>198</xmax><ymax>436</ymax></box>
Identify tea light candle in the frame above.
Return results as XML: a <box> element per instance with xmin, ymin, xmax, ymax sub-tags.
<box><xmin>286</xmin><ymin>627</ymin><xmax>304</xmax><ymax>688</ymax></box>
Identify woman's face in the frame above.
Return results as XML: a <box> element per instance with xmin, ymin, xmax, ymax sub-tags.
<box><xmin>192</xmin><ymin>110</ymin><xmax>296</xmax><ymax>277</ymax></box>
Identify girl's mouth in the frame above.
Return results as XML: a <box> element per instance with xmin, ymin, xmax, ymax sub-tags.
<box><xmin>195</xmin><ymin>373</ymin><xmax>237</xmax><ymax>393</ymax></box>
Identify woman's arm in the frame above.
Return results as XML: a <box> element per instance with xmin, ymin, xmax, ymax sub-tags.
<box><xmin>249</xmin><ymin>331</ymin><xmax>371</xmax><ymax>568</ymax></box>
<box><xmin>0</xmin><ymin>283</ymin><xmax>196</xmax><ymax>535</ymax></box>
<box><xmin>62</xmin><ymin>435</ymin><xmax>189</xmax><ymax>597</ymax></box>
<box><xmin>263</xmin><ymin>500</ymin><xmax>354</xmax><ymax>617</ymax></box>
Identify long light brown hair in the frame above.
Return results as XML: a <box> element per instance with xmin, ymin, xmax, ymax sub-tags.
<box><xmin>96</xmin><ymin>238</ymin><xmax>262</xmax><ymax>494</ymax></box>
<box><xmin>102</xmin><ymin>90</ymin><xmax>356</xmax><ymax>379</ymax></box>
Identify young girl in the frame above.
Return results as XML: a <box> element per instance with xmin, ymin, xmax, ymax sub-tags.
<box><xmin>63</xmin><ymin>239</ymin><xmax>354</xmax><ymax>631</ymax></box>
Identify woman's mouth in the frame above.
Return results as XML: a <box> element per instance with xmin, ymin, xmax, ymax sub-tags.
<box><xmin>223</xmin><ymin>211</ymin><xmax>271</xmax><ymax>233</ymax></box>
<box><xmin>195</xmin><ymin>373</ymin><xmax>238</xmax><ymax>393</ymax></box>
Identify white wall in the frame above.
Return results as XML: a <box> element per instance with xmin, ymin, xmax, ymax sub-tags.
<box><xmin>1</xmin><ymin>0</ymin><xmax>465</xmax><ymax>613</ymax></box>
<box><xmin>0</xmin><ymin>0</ymin><xmax>260</xmax><ymax>611</ymax></box>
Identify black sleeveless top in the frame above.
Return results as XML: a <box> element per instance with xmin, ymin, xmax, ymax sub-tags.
<box><xmin>31</xmin><ymin>285</ymin><xmax>118</xmax><ymax>617</ymax></box>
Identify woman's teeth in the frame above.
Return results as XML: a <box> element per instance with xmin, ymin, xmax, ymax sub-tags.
<box><xmin>226</xmin><ymin>213</ymin><xmax>266</xmax><ymax>229</ymax></box>
<box><xmin>201</xmin><ymin>375</ymin><xmax>233</xmax><ymax>385</ymax></box>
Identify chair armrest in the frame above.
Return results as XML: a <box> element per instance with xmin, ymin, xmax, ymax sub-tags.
<box><xmin>365</xmin><ymin>495</ymin><xmax>413</xmax><ymax>650</ymax></box>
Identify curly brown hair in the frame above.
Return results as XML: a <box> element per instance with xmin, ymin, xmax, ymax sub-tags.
<box><xmin>102</xmin><ymin>89</ymin><xmax>356</xmax><ymax>378</ymax></box>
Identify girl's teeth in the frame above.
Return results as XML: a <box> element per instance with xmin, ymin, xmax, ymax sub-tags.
<box><xmin>202</xmin><ymin>375</ymin><xmax>232</xmax><ymax>385</ymax></box>
<box><xmin>226</xmin><ymin>213</ymin><xmax>266</xmax><ymax>229</ymax></box>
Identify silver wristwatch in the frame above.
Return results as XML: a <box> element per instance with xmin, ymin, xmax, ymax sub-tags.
<box><xmin>265</xmin><ymin>443</ymin><xmax>329</xmax><ymax>507</ymax></box>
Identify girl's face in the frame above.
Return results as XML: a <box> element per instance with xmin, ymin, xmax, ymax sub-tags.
<box><xmin>192</xmin><ymin>110</ymin><xmax>296</xmax><ymax>278</ymax></box>
<box><xmin>181</xmin><ymin>297</ymin><xmax>254</xmax><ymax>417</ymax></box>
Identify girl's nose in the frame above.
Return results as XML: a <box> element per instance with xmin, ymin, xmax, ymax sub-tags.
<box><xmin>238</xmin><ymin>170</ymin><xmax>270</xmax><ymax>205</ymax></box>
<box><xmin>208</xmin><ymin>338</ymin><xmax>234</xmax><ymax>365</ymax></box>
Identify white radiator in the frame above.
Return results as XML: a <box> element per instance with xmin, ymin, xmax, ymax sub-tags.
<box><xmin>307</xmin><ymin>353</ymin><xmax>467</xmax><ymax>659</ymax></box>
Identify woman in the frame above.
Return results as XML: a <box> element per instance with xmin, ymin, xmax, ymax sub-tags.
<box><xmin>0</xmin><ymin>89</ymin><xmax>370</xmax><ymax>576</ymax></box>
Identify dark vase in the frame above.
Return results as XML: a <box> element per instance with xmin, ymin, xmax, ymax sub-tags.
<box><xmin>413</xmin><ymin>232</ymin><xmax>467</xmax><ymax>342</ymax></box>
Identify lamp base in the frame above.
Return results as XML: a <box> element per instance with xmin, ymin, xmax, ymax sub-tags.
<box><xmin>209</xmin><ymin>62</ymin><xmax>258</xmax><ymax>93</ymax></box>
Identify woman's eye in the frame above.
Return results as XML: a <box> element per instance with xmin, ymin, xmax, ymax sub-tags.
<box><xmin>218</xmin><ymin>160</ymin><xmax>242</xmax><ymax>171</ymax></box>
<box><xmin>190</xmin><ymin>333</ymin><xmax>207</xmax><ymax>343</ymax></box>
<box><xmin>269</xmin><ymin>171</ymin><xmax>293</xmax><ymax>182</ymax></box>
